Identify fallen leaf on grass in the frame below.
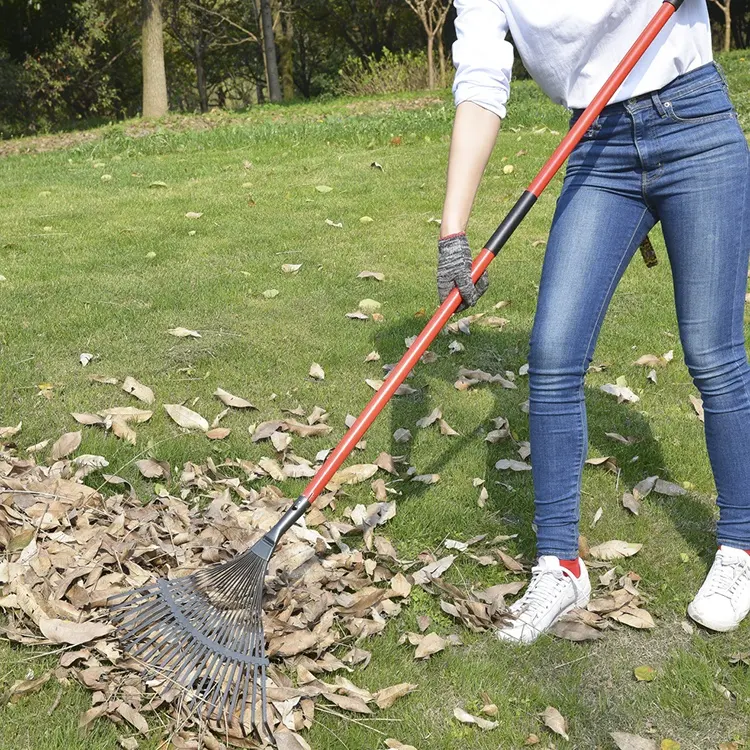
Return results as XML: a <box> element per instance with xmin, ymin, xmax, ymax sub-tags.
<box><xmin>263</xmin><ymin>289</ymin><xmax>280</xmax><ymax>299</ymax></box>
<box><xmin>326</xmin><ymin>693</ymin><xmax>372</xmax><ymax>714</ymax></box>
<box><xmin>374</xmin><ymin>683</ymin><xmax>417</xmax><ymax>710</ymax></box>
<box><xmin>136</xmin><ymin>459</ymin><xmax>170</xmax><ymax>480</ymax></box>
<box><xmin>330</xmin><ymin>464</ymin><xmax>379</xmax><ymax>487</ymax></box>
<box><xmin>282</xmin><ymin>263</ymin><xmax>302</xmax><ymax>273</ymax></box>
<box><xmin>610</xmin><ymin>606</ymin><xmax>655</xmax><ymax>629</ymax></box>
<box><xmin>393</xmin><ymin>428</ymin><xmax>411</xmax><ymax>443</ymax></box>
<box><xmin>214</xmin><ymin>387</ymin><xmax>255</xmax><ymax>409</ymax></box>
<box><xmin>653</xmin><ymin>479</ymin><xmax>687</xmax><ymax>497</ymax></box>
<box><xmin>364</xmin><ymin>350</ymin><xmax>380</xmax><ymax>362</ymax></box>
<box><xmin>589</xmin><ymin>540</ymin><xmax>642</xmax><ymax>560</ymax></box>
<box><xmin>622</xmin><ymin>493</ymin><xmax>641</xmax><ymax>515</ymax></box>
<box><xmin>689</xmin><ymin>395</ymin><xmax>704</xmax><ymax>422</ymax></box>
<box><xmin>51</xmin><ymin>431</ymin><xmax>82</xmax><ymax>460</ymax></box>
<box><xmin>0</xmin><ymin>422</ymin><xmax>22</xmax><ymax>438</ymax></box>
<box><xmin>358</xmin><ymin>298</ymin><xmax>381</xmax><ymax>314</ymax></box>
<box><xmin>309</xmin><ymin>363</ymin><xmax>325</xmax><ymax>380</ymax></box>
<box><xmin>6</xmin><ymin>671</ymin><xmax>51</xmax><ymax>703</ymax></box>
<box><xmin>168</xmin><ymin>327</ymin><xmax>201</xmax><ymax>338</ymax></box>
<box><xmin>634</xmin><ymin>665</ymin><xmax>656</xmax><ymax>681</ymax></box>
<box><xmin>411</xmin><ymin>474</ymin><xmax>440</xmax><ymax>485</ymax></box>
<box><xmin>495</xmin><ymin>459</ymin><xmax>531</xmax><ymax>472</ymax></box>
<box><xmin>384</xmin><ymin>741</ymin><xmax>417</xmax><ymax>750</ymax></box>
<box><xmin>550</xmin><ymin>615</ymin><xmax>605</xmax><ymax>642</ymax></box>
<box><xmin>184</xmin><ymin>212</ymin><xmax>203</xmax><ymax>219</ymax></box>
<box><xmin>122</xmin><ymin>377</ymin><xmax>154</xmax><ymax>405</ymax></box>
<box><xmin>315</xmin><ymin>185</ymin><xmax>333</xmax><ymax>193</ymax></box>
<box><xmin>325</xmin><ymin>219</ymin><xmax>343</xmax><ymax>228</ymax></box>
<box><xmin>164</xmin><ymin>404</ymin><xmax>208</xmax><ymax>432</ymax></box>
<box><xmin>611</xmin><ymin>732</ymin><xmax>658</xmax><ymax>750</ymax></box>
<box><xmin>412</xmin><ymin>555</ymin><xmax>455</xmax><ymax>584</ymax></box>
<box><xmin>541</xmin><ymin>706</ymin><xmax>569</xmax><ymax>741</ymax></box>
<box><xmin>660</xmin><ymin>741</ymin><xmax>680</xmax><ymax>750</ymax></box>
<box><xmin>453</xmin><ymin>706</ymin><xmax>498</xmax><ymax>730</ymax></box>
<box><xmin>601</xmin><ymin>382</ymin><xmax>640</xmax><ymax>404</ymax></box>
<box><xmin>346</xmin><ymin>311</ymin><xmax>369</xmax><ymax>320</ymax></box>
<box><xmin>358</xmin><ymin>271</ymin><xmax>384</xmax><ymax>281</ymax></box>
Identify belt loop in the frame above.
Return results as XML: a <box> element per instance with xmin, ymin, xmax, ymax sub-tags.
<box><xmin>651</xmin><ymin>91</ymin><xmax>667</xmax><ymax>118</ymax></box>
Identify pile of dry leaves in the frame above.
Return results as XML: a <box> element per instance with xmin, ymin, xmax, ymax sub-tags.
<box><xmin>0</xmin><ymin>390</ymin><xmax>662</xmax><ymax>749</ymax></box>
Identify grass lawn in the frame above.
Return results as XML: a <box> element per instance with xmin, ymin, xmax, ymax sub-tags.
<box><xmin>1</xmin><ymin>52</ymin><xmax>750</xmax><ymax>750</ymax></box>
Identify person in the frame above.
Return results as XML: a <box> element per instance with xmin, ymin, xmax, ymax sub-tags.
<box><xmin>437</xmin><ymin>0</ymin><xmax>750</xmax><ymax>643</ymax></box>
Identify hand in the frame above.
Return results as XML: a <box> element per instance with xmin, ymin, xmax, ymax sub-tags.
<box><xmin>437</xmin><ymin>232</ymin><xmax>489</xmax><ymax>312</ymax></box>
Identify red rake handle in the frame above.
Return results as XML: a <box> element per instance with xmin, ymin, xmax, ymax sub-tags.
<box><xmin>298</xmin><ymin>0</ymin><xmax>682</xmax><ymax>508</ymax></box>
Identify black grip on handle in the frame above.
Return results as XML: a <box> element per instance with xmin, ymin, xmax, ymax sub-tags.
<box><xmin>663</xmin><ymin>0</ymin><xmax>685</xmax><ymax>7</ymax></box>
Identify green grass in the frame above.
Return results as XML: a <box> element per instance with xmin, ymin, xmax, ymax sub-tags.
<box><xmin>1</xmin><ymin>59</ymin><xmax>750</xmax><ymax>749</ymax></box>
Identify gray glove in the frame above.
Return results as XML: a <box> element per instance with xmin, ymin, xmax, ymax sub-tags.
<box><xmin>437</xmin><ymin>232</ymin><xmax>489</xmax><ymax>312</ymax></box>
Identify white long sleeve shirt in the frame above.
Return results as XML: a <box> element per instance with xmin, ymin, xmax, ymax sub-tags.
<box><xmin>452</xmin><ymin>0</ymin><xmax>713</xmax><ymax>117</ymax></box>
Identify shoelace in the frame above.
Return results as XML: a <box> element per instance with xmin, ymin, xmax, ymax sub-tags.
<box><xmin>515</xmin><ymin>569</ymin><xmax>568</xmax><ymax>616</ymax></box>
<box><xmin>706</xmin><ymin>553</ymin><xmax>749</xmax><ymax>598</ymax></box>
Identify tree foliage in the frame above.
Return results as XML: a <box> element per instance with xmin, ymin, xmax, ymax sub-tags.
<box><xmin>0</xmin><ymin>0</ymin><xmax>747</xmax><ymax>137</ymax></box>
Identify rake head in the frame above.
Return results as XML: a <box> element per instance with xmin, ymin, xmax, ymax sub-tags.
<box><xmin>109</xmin><ymin>536</ymin><xmax>274</xmax><ymax>736</ymax></box>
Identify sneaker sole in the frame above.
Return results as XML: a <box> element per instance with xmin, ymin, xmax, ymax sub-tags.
<box><xmin>687</xmin><ymin>602</ymin><xmax>739</xmax><ymax>633</ymax></box>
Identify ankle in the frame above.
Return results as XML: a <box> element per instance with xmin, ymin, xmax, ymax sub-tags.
<box><xmin>559</xmin><ymin>558</ymin><xmax>581</xmax><ymax>577</ymax></box>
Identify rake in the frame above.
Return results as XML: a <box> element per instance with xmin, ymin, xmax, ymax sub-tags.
<box><xmin>109</xmin><ymin>0</ymin><xmax>684</xmax><ymax>738</ymax></box>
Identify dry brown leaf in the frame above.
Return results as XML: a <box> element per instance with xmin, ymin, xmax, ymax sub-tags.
<box><xmin>206</xmin><ymin>427</ymin><xmax>231</xmax><ymax>440</ymax></box>
<box><xmin>99</xmin><ymin>406</ymin><xmax>152</xmax><ymax>423</ymax></box>
<box><xmin>111</xmin><ymin>419</ymin><xmax>137</xmax><ymax>444</ymax></box>
<box><xmin>541</xmin><ymin>706</ymin><xmax>569</xmax><ymax>741</ymax></box>
<box><xmin>164</xmin><ymin>404</ymin><xmax>209</xmax><ymax>432</ymax></box>
<box><xmin>358</xmin><ymin>270</ymin><xmax>385</xmax><ymax>281</ymax></box>
<box><xmin>622</xmin><ymin>493</ymin><xmax>641</xmax><ymax>515</ymax></box>
<box><xmin>589</xmin><ymin>540</ymin><xmax>643</xmax><ymax>560</ymax></box>
<box><xmin>168</xmin><ymin>327</ymin><xmax>201</xmax><ymax>338</ymax></box>
<box><xmin>116</xmin><ymin>702</ymin><xmax>149</xmax><ymax>734</ymax></box>
<box><xmin>414</xmin><ymin>632</ymin><xmax>446</xmax><ymax>659</ymax></box>
<box><xmin>495</xmin><ymin>459</ymin><xmax>531</xmax><ymax>472</ymax></box>
<box><xmin>330</xmin><ymin>464</ymin><xmax>379</xmax><ymax>487</ymax></box>
<box><xmin>690</xmin><ymin>394</ymin><xmax>705</xmax><ymax>422</ymax></box>
<box><xmin>39</xmin><ymin>617</ymin><xmax>113</xmax><ymax>646</ymax></box>
<box><xmin>121</xmin><ymin>377</ymin><xmax>154</xmax><ymax>404</ymax></box>
<box><xmin>610</xmin><ymin>732</ymin><xmax>658</xmax><ymax>750</ymax></box>
<box><xmin>326</xmin><ymin>693</ymin><xmax>373</xmax><ymax>714</ymax></box>
<box><xmin>309</xmin><ymin>363</ymin><xmax>325</xmax><ymax>380</ymax></box>
<box><xmin>51</xmin><ymin>431</ymin><xmax>82</xmax><ymax>460</ymax></box>
<box><xmin>214</xmin><ymin>387</ymin><xmax>256</xmax><ymax>409</ymax></box>
<box><xmin>453</xmin><ymin>706</ymin><xmax>498</xmax><ymax>730</ymax></box>
<box><xmin>136</xmin><ymin>458</ymin><xmax>170</xmax><ymax>480</ymax></box>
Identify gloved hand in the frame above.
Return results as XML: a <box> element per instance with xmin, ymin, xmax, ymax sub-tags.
<box><xmin>437</xmin><ymin>232</ymin><xmax>489</xmax><ymax>312</ymax></box>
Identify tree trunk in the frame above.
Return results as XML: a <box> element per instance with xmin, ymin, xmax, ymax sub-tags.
<box><xmin>426</xmin><ymin>32</ymin><xmax>435</xmax><ymax>90</ymax></box>
<box><xmin>437</xmin><ymin>32</ymin><xmax>446</xmax><ymax>88</ymax></box>
<box><xmin>723</xmin><ymin>3</ymin><xmax>732</xmax><ymax>51</ymax></box>
<box><xmin>195</xmin><ymin>40</ymin><xmax>208</xmax><ymax>112</ymax></box>
<box><xmin>279</xmin><ymin>1</ymin><xmax>294</xmax><ymax>101</ymax></box>
<box><xmin>142</xmin><ymin>0</ymin><xmax>168</xmax><ymax>118</ymax></box>
<box><xmin>260</xmin><ymin>0</ymin><xmax>282</xmax><ymax>102</ymax></box>
<box><xmin>247</xmin><ymin>0</ymin><xmax>266</xmax><ymax>103</ymax></box>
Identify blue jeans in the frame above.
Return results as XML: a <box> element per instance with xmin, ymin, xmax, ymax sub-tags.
<box><xmin>529</xmin><ymin>62</ymin><xmax>750</xmax><ymax>559</ymax></box>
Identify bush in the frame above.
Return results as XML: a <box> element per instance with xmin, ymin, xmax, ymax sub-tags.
<box><xmin>338</xmin><ymin>48</ymin><xmax>429</xmax><ymax>96</ymax></box>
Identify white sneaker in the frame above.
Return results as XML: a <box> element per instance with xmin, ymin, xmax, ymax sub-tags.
<box><xmin>687</xmin><ymin>546</ymin><xmax>750</xmax><ymax>632</ymax></box>
<box><xmin>495</xmin><ymin>555</ymin><xmax>591</xmax><ymax>644</ymax></box>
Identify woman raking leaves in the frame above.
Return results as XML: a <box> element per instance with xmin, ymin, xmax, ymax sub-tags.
<box><xmin>438</xmin><ymin>0</ymin><xmax>750</xmax><ymax>641</ymax></box>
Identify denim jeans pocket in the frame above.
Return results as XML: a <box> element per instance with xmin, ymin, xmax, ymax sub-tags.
<box><xmin>663</xmin><ymin>83</ymin><xmax>736</xmax><ymax>124</ymax></box>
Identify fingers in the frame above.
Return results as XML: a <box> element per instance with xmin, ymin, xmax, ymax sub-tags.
<box><xmin>455</xmin><ymin>275</ymin><xmax>479</xmax><ymax>308</ymax></box>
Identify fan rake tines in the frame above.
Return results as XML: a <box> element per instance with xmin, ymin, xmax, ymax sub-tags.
<box><xmin>109</xmin><ymin>548</ymin><xmax>271</xmax><ymax>734</ymax></box>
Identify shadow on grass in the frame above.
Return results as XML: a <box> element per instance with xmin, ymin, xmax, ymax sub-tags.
<box><xmin>373</xmin><ymin>313</ymin><xmax>718</xmax><ymax>565</ymax></box>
